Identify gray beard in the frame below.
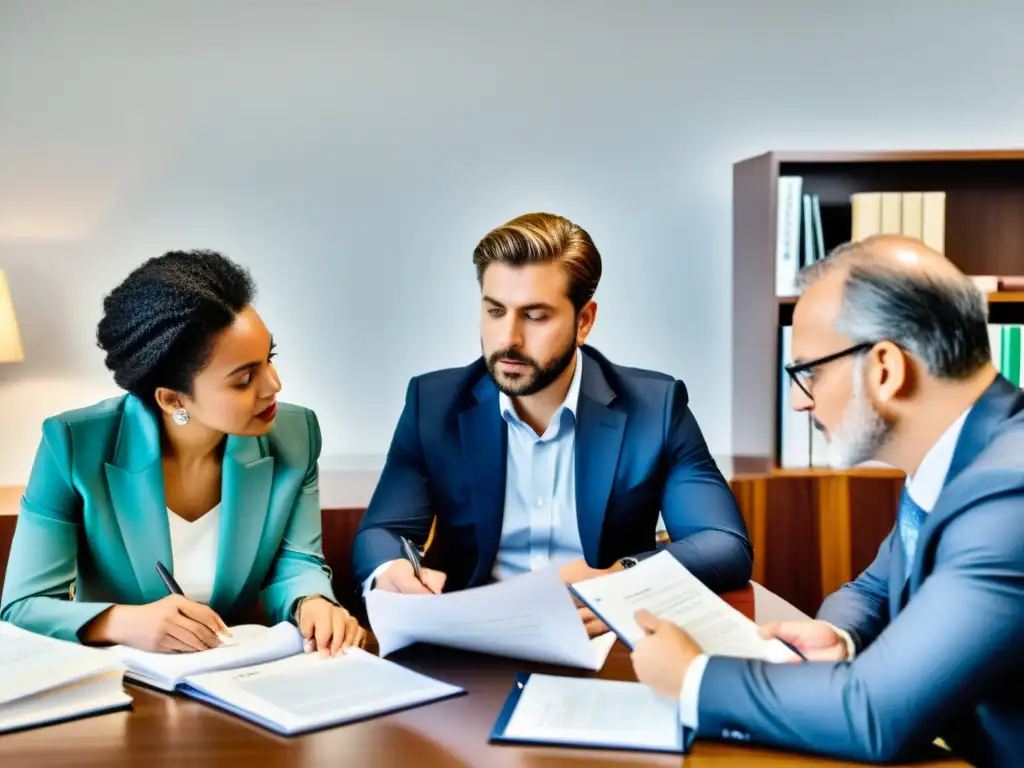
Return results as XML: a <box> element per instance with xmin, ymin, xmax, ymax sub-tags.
<box><xmin>827</xmin><ymin>360</ymin><xmax>893</xmax><ymax>469</ymax></box>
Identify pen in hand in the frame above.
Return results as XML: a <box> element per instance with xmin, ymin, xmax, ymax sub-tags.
<box><xmin>154</xmin><ymin>560</ymin><xmax>231</xmax><ymax>647</ymax></box>
<box><xmin>400</xmin><ymin>536</ymin><xmax>434</xmax><ymax>592</ymax></box>
<box><xmin>156</xmin><ymin>560</ymin><xmax>184</xmax><ymax>596</ymax></box>
<box><xmin>777</xmin><ymin>638</ymin><xmax>809</xmax><ymax>662</ymax></box>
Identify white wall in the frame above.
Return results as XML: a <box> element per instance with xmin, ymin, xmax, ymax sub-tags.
<box><xmin>1</xmin><ymin>0</ymin><xmax>1023</xmax><ymax>483</ymax></box>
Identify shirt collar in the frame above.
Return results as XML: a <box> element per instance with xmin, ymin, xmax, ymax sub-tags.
<box><xmin>905</xmin><ymin>405</ymin><xmax>972</xmax><ymax>513</ymax></box>
<box><xmin>499</xmin><ymin>348</ymin><xmax>583</xmax><ymax>427</ymax></box>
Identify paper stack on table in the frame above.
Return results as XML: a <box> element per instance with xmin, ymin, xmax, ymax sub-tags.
<box><xmin>0</xmin><ymin>621</ymin><xmax>132</xmax><ymax>734</ymax></box>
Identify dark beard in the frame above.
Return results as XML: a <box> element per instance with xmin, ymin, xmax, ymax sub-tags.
<box><xmin>485</xmin><ymin>337</ymin><xmax>578</xmax><ymax>397</ymax></box>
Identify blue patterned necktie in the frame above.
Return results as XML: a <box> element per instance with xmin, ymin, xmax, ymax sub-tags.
<box><xmin>897</xmin><ymin>488</ymin><xmax>928</xmax><ymax>580</ymax></box>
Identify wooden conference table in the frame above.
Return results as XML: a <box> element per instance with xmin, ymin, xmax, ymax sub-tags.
<box><xmin>1</xmin><ymin>586</ymin><xmax>966</xmax><ymax>768</ymax></box>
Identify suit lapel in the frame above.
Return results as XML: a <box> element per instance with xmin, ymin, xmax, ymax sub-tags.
<box><xmin>210</xmin><ymin>434</ymin><xmax>274</xmax><ymax>611</ymax></box>
<box><xmin>892</xmin><ymin>375</ymin><xmax>1019</xmax><ymax>616</ymax></box>
<box><xmin>104</xmin><ymin>396</ymin><xmax>173</xmax><ymax>603</ymax></box>
<box><xmin>459</xmin><ymin>376</ymin><xmax>507</xmax><ymax>586</ymax></box>
<box><xmin>575</xmin><ymin>354</ymin><xmax>626</xmax><ymax>567</ymax></box>
<box><xmin>946</xmin><ymin>375</ymin><xmax>1019</xmax><ymax>483</ymax></box>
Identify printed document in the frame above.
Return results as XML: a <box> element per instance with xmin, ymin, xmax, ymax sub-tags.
<box><xmin>366</xmin><ymin>566</ymin><xmax>617</xmax><ymax>670</ymax></box>
<box><xmin>493</xmin><ymin>674</ymin><xmax>683</xmax><ymax>753</ymax></box>
<box><xmin>571</xmin><ymin>551</ymin><xmax>797</xmax><ymax>661</ymax></box>
<box><xmin>180</xmin><ymin>648</ymin><xmax>464</xmax><ymax>735</ymax></box>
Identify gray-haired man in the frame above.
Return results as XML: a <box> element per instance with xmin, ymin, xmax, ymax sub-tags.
<box><xmin>631</xmin><ymin>235</ymin><xmax>1024</xmax><ymax>766</ymax></box>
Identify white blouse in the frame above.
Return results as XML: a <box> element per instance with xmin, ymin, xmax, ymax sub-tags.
<box><xmin>166</xmin><ymin>504</ymin><xmax>221</xmax><ymax>605</ymax></box>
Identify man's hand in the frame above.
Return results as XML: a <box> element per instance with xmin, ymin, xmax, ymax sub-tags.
<box><xmin>374</xmin><ymin>559</ymin><xmax>447</xmax><ymax>595</ymax></box>
<box><xmin>559</xmin><ymin>558</ymin><xmax>621</xmax><ymax>637</ymax></box>
<box><xmin>576</xmin><ymin>603</ymin><xmax>611</xmax><ymax>637</ymax></box>
<box><xmin>758</xmin><ymin>620</ymin><xmax>849</xmax><ymax>662</ymax></box>
<box><xmin>558</xmin><ymin>558</ymin><xmax>619</xmax><ymax>585</ymax></box>
<box><xmin>630</xmin><ymin>609</ymin><xmax>702</xmax><ymax>700</ymax></box>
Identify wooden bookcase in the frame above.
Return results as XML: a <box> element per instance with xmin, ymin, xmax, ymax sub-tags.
<box><xmin>729</xmin><ymin>149</ymin><xmax>1024</xmax><ymax>615</ymax></box>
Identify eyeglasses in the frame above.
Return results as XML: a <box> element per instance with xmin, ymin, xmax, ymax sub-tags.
<box><xmin>784</xmin><ymin>342</ymin><xmax>876</xmax><ymax>401</ymax></box>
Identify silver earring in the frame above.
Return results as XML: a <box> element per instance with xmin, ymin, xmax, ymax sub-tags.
<box><xmin>172</xmin><ymin>408</ymin><xmax>190</xmax><ymax>426</ymax></box>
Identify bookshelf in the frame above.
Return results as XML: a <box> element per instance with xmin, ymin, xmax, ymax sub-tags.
<box><xmin>728</xmin><ymin>149</ymin><xmax>1024</xmax><ymax>614</ymax></box>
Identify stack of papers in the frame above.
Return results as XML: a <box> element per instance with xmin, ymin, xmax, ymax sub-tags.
<box><xmin>0</xmin><ymin>622</ymin><xmax>132</xmax><ymax>734</ymax></box>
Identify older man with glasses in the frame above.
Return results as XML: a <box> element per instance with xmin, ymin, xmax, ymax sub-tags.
<box><xmin>630</xmin><ymin>235</ymin><xmax>1024</xmax><ymax>767</ymax></box>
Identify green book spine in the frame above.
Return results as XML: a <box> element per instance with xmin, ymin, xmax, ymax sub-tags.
<box><xmin>1006</xmin><ymin>326</ymin><xmax>1021</xmax><ymax>386</ymax></box>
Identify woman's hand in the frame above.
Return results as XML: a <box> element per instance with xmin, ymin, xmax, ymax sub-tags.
<box><xmin>296</xmin><ymin>597</ymin><xmax>367</xmax><ymax>657</ymax></box>
<box><xmin>82</xmin><ymin>595</ymin><xmax>230</xmax><ymax>652</ymax></box>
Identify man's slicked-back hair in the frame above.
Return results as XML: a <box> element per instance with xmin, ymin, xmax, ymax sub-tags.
<box><xmin>96</xmin><ymin>250</ymin><xmax>255</xmax><ymax>408</ymax></box>
<box><xmin>796</xmin><ymin>240</ymin><xmax>991</xmax><ymax>379</ymax></box>
<box><xmin>472</xmin><ymin>212</ymin><xmax>602</xmax><ymax>312</ymax></box>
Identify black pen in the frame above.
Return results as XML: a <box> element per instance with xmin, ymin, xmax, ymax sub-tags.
<box><xmin>399</xmin><ymin>536</ymin><xmax>424</xmax><ymax>582</ymax></box>
<box><xmin>156</xmin><ymin>560</ymin><xmax>233</xmax><ymax>645</ymax></box>
<box><xmin>156</xmin><ymin>560</ymin><xmax>185</xmax><ymax>596</ymax></box>
<box><xmin>777</xmin><ymin>638</ymin><xmax>809</xmax><ymax>662</ymax></box>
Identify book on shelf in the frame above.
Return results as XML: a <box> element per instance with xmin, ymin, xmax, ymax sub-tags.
<box><xmin>775</xmin><ymin>176</ymin><xmax>827</xmax><ymax>297</ymax></box>
<box><xmin>990</xmin><ymin>324</ymin><xmax>1023</xmax><ymax>386</ymax></box>
<box><xmin>775</xmin><ymin>176</ymin><xmax>802</xmax><ymax>296</ymax></box>
<box><xmin>969</xmin><ymin>275</ymin><xmax>1024</xmax><ymax>293</ymax></box>
<box><xmin>851</xmin><ymin>191</ymin><xmax>945</xmax><ymax>251</ymax></box>
<box><xmin>778</xmin><ymin>326</ymin><xmax>830</xmax><ymax>469</ymax></box>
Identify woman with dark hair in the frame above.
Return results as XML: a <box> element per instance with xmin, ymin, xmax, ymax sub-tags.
<box><xmin>0</xmin><ymin>250</ymin><xmax>366</xmax><ymax>655</ymax></box>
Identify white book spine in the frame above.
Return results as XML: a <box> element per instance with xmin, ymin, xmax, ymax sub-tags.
<box><xmin>779</xmin><ymin>326</ymin><xmax>811</xmax><ymax>468</ymax></box>
<box><xmin>775</xmin><ymin>176</ymin><xmax>803</xmax><ymax>297</ymax></box>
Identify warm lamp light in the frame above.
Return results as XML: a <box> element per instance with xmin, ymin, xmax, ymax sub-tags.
<box><xmin>0</xmin><ymin>269</ymin><xmax>24</xmax><ymax>363</ymax></box>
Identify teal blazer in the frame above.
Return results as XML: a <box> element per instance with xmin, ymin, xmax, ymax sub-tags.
<box><xmin>0</xmin><ymin>394</ymin><xmax>336</xmax><ymax>642</ymax></box>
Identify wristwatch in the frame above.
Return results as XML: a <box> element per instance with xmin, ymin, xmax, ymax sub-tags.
<box><xmin>291</xmin><ymin>593</ymin><xmax>336</xmax><ymax>624</ymax></box>
<box><xmin>618</xmin><ymin>557</ymin><xmax>639</xmax><ymax>569</ymax></box>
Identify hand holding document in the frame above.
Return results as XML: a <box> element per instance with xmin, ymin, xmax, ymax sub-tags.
<box><xmin>570</xmin><ymin>551</ymin><xmax>799</xmax><ymax>662</ymax></box>
<box><xmin>1</xmin><ymin>622</ymin><xmax>132</xmax><ymax>734</ymax></box>
<box><xmin>366</xmin><ymin>566</ymin><xmax>617</xmax><ymax>670</ymax></box>
<box><xmin>491</xmin><ymin>673</ymin><xmax>687</xmax><ymax>754</ymax></box>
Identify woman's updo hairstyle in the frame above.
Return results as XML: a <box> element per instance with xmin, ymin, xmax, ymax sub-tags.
<box><xmin>96</xmin><ymin>250</ymin><xmax>255</xmax><ymax>408</ymax></box>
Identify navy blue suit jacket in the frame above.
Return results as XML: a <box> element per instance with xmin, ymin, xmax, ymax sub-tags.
<box><xmin>353</xmin><ymin>346</ymin><xmax>752</xmax><ymax>594</ymax></box>
<box><xmin>695</xmin><ymin>376</ymin><xmax>1024</xmax><ymax>767</ymax></box>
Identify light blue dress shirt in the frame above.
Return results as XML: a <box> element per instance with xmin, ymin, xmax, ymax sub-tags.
<box><xmin>363</xmin><ymin>349</ymin><xmax>587</xmax><ymax>594</ymax></box>
<box><xmin>492</xmin><ymin>348</ymin><xmax>586</xmax><ymax>581</ymax></box>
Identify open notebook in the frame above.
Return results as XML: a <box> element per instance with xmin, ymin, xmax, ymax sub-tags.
<box><xmin>112</xmin><ymin>621</ymin><xmax>464</xmax><ymax>734</ymax></box>
<box><xmin>112</xmin><ymin>622</ymin><xmax>304</xmax><ymax>691</ymax></box>
<box><xmin>0</xmin><ymin>622</ymin><xmax>132</xmax><ymax>734</ymax></box>
<box><xmin>179</xmin><ymin>648</ymin><xmax>465</xmax><ymax>735</ymax></box>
